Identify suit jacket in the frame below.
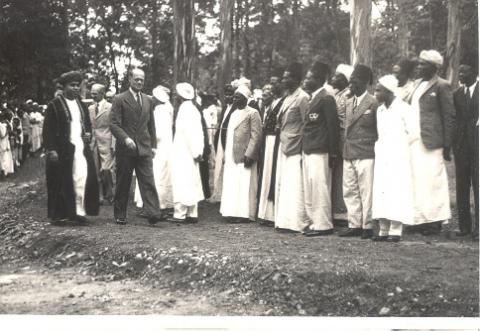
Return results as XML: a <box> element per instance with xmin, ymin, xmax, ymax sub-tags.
<box><xmin>408</xmin><ymin>76</ymin><xmax>455</xmax><ymax>150</ymax></box>
<box><xmin>231</xmin><ymin>106</ymin><xmax>263</xmax><ymax>163</ymax></box>
<box><xmin>343</xmin><ymin>93</ymin><xmax>379</xmax><ymax>160</ymax></box>
<box><xmin>302</xmin><ymin>88</ymin><xmax>339</xmax><ymax>155</ymax></box>
<box><xmin>110</xmin><ymin>90</ymin><xmax>156</xmax><ymax>157</ymax></box>
<box><xmin>88</xmin><ymin>99</ymin><xmax>114</xmax><ymax>151</ymax></box>
<box><xmin>278</xmin><ymin>87</ymin><xmax>310</xmax><ymax>156</ymax></box>
<box><xmin>453</xmin><ymin>82</ymin><xmax>478</xmax><ymax>150</ymax></box>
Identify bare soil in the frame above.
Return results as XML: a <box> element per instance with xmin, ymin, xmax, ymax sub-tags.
<box><xmin>0</xmin><ymin>155</ymin><xmax>478</xmax><ymax>316</ymax></box>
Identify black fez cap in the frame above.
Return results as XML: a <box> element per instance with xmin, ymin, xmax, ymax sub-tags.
<box><xmin>351</xmin><ymin>64</ymin><xmax>373</xmax><ymax>84</ymax></box>
<box><xmin>58</xmin><ymin>71</ymin><xmax>83</xmax><ymax>86</ymax></box>
<box><xmin>310</xmin><ymin>61</ymin><xmax>331</xmax><ymax>80</ymax></box>
<box><xmin>286</xmin><ymin>62</ymin><xmax>303</xmax><ymax>82</ymax></box>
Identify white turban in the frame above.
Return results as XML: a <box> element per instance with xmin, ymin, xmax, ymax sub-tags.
<box><xmin>231</xmin><ymin>79</ymin><xmax>239</xmax><ymax>89</ymax></box>
<box><xmin>235</xmin><ymin>85</ymin><xmax>252</xmax><ymax>100</ymax></box>
<box><xmin>378</xmin><ymin>75</ymin><xmax>398</xmax><ymax>94</ymax></box>
<box><xmin>419</xmin><ymin>49</ymin><xmax>444</xmax><ymax>67</ymax></box>
<box><xmin>335</xmin><ymin>64</ymin><xmax>354</xmax><ymax>81</ymax></box>
<box><xmin>152</xmin><ymin>85</ymin><xmax>170</xmax><ymax>103</ymax></box>
<box><xmin>176</xmin><ymin>82</ymin><xmax>195</xmax><ymax>100</ymax></box>
<box><xmin>237</xmin><ymin>76</ymin><xmax>252</xmax><ymax>90</ymax></box>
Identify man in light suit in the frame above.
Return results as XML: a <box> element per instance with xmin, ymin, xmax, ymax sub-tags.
<box><xmin>274</xmin><ymin>62</ymin><xmax>310</xmax><ymax>232</ymax></box>
<box><xmin>407</xmin><ymin>50</ymin><xmax>455</xmax><ymax>236</ymax></box>
<box><xmin>110</xmin><ymin>68</ymin><xmax>163</xmax><ymax>225</ymax></box>
<box><xmin>453</xmin><ymin>64</ymin><xmax>478</xmax><ymax>240</ymax></box>
<box><xmin>89</xmin><ymin>83</ymin><xmax>115</xmax><ymax>205</ymax></box>
<box><xmin>220</xmin><ymin>85</ymin><xmax>262</xmax><ymax>223</ymax></box>
<box><xmin>339</xmin><ymin>64</ymin><xmax>379</xmax><ymax>239</ymax></box>
<box><xmin>301</xmin><ymin>61</ymin><xmax>339</xmax><ymax>237</ymax></box>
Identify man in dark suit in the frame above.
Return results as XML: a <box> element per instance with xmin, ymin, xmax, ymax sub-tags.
<box><xmin>110</xmin><ymin>68</ymin><xmax>163</xmax><ymax>225</ymax></box>
<box><xmin>301</xmin><ymin>61</ymin><xmax>339</xmax><ymax>236</ymax></box>
<box><xmin>453</xmin><ymin>64</ymin><xmax>479</xmax><ymax>240</ymax></box>
<box><xmin>339</xmin><ymin>64</ymin><xmax>379</xmax><ymax>239</ymax></box>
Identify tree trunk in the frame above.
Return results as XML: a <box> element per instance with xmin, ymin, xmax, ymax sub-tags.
<box><xmin>173</xmin><ymin>0</ymin><xmax>196</xmax><ymax>89</ymax></box>
<box><xmin>150</xmin><ymin>0</ymin><xmax>161</xmax><ymax>87</ymax></box>
<box><xmin>446</xmin><ymin>0</ymin><xmax>461</xmax><ymax>86</ymax></box>
<box><xmin>242</xmin><ymin>0</ymin><xmax>250</xmax><ymax>77</ymax></box>
<box><xmin>350</xmin><ymin>0</ymin><xmax>372</xmax><ymax>66</ymax></box>
<box><xmin>397</xmin><ymin>0</ymin><xmax>409</xmax><ymax>57</ymax></box>
<box><xmin>217</xmin><ymin>0</ymin><xmax>235</xmax><ymax>107</ymax></box>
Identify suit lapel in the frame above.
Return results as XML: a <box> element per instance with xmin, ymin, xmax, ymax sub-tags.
<box><xmin>234</xmin><ymin>108</ymin><xmax>250</xmax><ymax>129</ymax></box>
<box><xmin>348</xmin><ymin>94</ymin><xmax>371</xmax><ymax>128</ymax></box>
<box><xmin>125</xmin><ymin>90</ymin><xmax>142</xmax><ymax>113</ymax></box>
<box><xmin>419</xmin><ymin>75</ymin><xmax>439</xmax><ymax>99</ymax></box>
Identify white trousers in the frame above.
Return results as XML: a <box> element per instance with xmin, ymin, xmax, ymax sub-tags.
<box><xmin>174</xmin><ymin>202</ymin><xmax>198</xmax><ymax>219</ymax></box>
<box><xmin>378</xmin><ymin>219</ymin><xmax>403</xmax><ymax>236</ymax></box>
<box><xmin>257</xmin><ymin>136</ymin><xmax>276</xmax><ymax>221</ymax></box>
<box><xmin>72</xmin><ymin>150</ymin><xmax>88</xmax><ymax>216</ymax></box>
<box><xmin>343</xmin><ymin>158</ymin><xmax>374</xmax><ymax>229</ymax></box>
<box><xmin>302</xmin><ymin>152</ymin><xmax>333</xmax><ymax>230</ymax></box>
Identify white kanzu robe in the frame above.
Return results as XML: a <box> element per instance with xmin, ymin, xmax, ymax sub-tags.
<box><xmin>257</xmin><ymin>135</ymin><xmax>276</xmax><ymax>221</ymax></box>
<box><xmin>30</xmin><ymin>111</ymin><xmax>43</xmax><ymax>152</ymax></box>
<box><xmin>0</xmin><ymin>122</ymin><xmax>14</xmax><ymax>175</ymax></box>
<box><xmin>65</xmin><ymin>98</ymin><xmax>88</xmax><ymax>216</ymax></box>
<box><xmin>220</xmin><ymin>108</ymin><xmax>258</xmax><ymax>220</ymax></box>
<box><xmin>135</xmin><ymin>102</ymin><xmax>174</xmax><ymax>209</ymax></box>
<box><xmin>171</xmin><ymin>100</ymin><xmax>204</xmax><ymax>207</ymax></box>
<box><xmin>372</xmin><ymin>98</ymin><xmax>415</xmax><ymax>224</ymax></box>
<box><xmin>409</xmin><ymin>82</ymin><xmax>451</xmax><ymax>224</ymax></box>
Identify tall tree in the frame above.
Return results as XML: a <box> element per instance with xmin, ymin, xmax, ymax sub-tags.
<box><xmin>446</xmin><ymin>0</ymin><xmax>461</xmax><ymax>86</ymax></box>
<box><xmin>173</xmin><ymin>0</ymin><xmax>196</xmax><ymax>89</ymax></box>
<box><xmin>396</xmin><ymin>0</ymin><xmax>410</xmax><ymax>57</ymax></box>
<box><xmin>350</xmin><ymin>0</ymin><xmax>372</xmax><ymax>66</ymax></box>
<box><xmin>217</xmin><ymin>0</ymin><xmax>235</xmax><ymax>106</ymax></box>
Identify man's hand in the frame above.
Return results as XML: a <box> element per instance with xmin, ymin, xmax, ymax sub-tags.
<box><xmin>443</xmin><ymin>147</ymin><xmax>451</xmax><ymax>161</ymax></box>
<box><xmin>125</xmin><ymin>137</ymin><xmax>136</xmax><ymax>150</ymax></box>
<box><xmin>47</xmin><ymin>150</ymin><xmax>58</xmax><ymax>163</ymax></box>
<box><xmin>194</xmin><ymin>155</ymin><xmax>203</xmax><ymax>163</ymax></box>
<box><xmin>82</xmin><ymin>132</ymin><xmax>92</xmax><ymax>144</ymax></box>
<box><xmin>328</xmin><ymin>154</ymin><xmax>338</xmax><ymax>168</ymax></box>
<box><xmin>244</xmin><ymin>156</ymin><xmax>254</xmax><ymax>168</ymax></box>
<box><xmin>152</xmin><ymin>148</ymin><xmax>156</xmax><ymax>157</ymax></box>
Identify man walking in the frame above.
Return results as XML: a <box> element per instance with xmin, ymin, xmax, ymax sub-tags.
<box><xmin>110</xmin><ymin>68</ymin><xmax>163</xmax><ymax>225</ymax></box>
<box><xmin>453</xmin><ymin>64</ymin><xmax>478</xmax><ymax>240</ymax></box>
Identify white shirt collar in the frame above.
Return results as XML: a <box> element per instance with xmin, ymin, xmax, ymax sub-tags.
<box><xmin>354</xmin><ymin>90</ymin><xmax>368</xmax><ymax>105</ymax></box>
<box><xmin>129</xmin><ymin>88</ymin><xmax>141</xmax><ymax>98</ymax></box>
<box><xmin>311</xmin><ymin>86</ymin><xmax>325</xmax><ymax>99</ymax></box>
<box><xmin>467</xmin><ymin>80</ymin><xmax>478</xmax><ymax>97</ymax></box>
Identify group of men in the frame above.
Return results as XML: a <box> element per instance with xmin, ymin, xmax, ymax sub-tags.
<box><xmin>42</xmin><ymin>48</ymin><xmax>478</xmax><ymax>242</ymax></box>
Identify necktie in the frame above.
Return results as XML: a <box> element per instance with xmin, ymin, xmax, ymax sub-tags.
<box><xmin>95</xmin><ymin>103</ymin><xmax>99</xmax><ymax>116</ymax></box>
<box><xmin>352</xmin><ymin>97</ymin><xmax>358</xmax><ymax>111</ymax></box>
<box><xmin>136</xmin><ymin>93</ymin><xmax>142</xmax><ymax>108</ymax></box>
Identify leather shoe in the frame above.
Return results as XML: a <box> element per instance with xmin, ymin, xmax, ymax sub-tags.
<box><xmin>259</xmin><ymin>219</ymin><xmax>274</xmax><ymax>227</ymax></box>
<box><xmin>421</xmin><ymin>222</ymin><xmax>442</xmax><ymax>236</ymax></box>
<box><xmin>170</xmin><ymin>217</ymin><xmax>186</xmax><ymax>223</ymax></box>
<box><xmin>230</xmin><ymin>217</ymin><xmax>250</xmax><ymax>224</ymax></box>
<box><xmin>371</xmin><ymin>235</ymin><xmax>388</xmax><ymax>242</ymax></box>
<box><xmin>75</xmin><ymin>215</ymin><xmax>90</xmax><ymax>225</ymax></box>
<box><xmin>115</xmin><ymin>218</ymin><xmax>127</xmax><ymax>225</ymax></box>
<box><xmin>185</xmin><ymin>217</ymin><xmax>198</xmax><ymax>224</ymax></box>
<box><xmin>361</xmin><ymin>229</ymin><xmax>373</xmax><ymax>239</ymax></box>
<box><xmin>303</xmin><ymin>229</ymin><xmax>334</xmax><ymax>237</ymax></box>
<box><xmin>455</xmin><ymin>230</ymin><xmax>470</xmax><ymax>237</ymax></box>
<box><xmin>136</xmin><ymin>209</ymin><xmax>149</xmax><ymax>219</ymax></box>
<box><xmin>338</xmin><ymin>228</ymin><xmax>362</xmax><ymax>237</ymax></box>
<box><xmin>386</xmin><ymin>235</ymin><xmax>401</xmax><ymax>242</ymax></box>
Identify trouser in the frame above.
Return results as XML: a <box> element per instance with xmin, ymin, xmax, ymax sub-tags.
<box><xmin>114</xmin><ymin>154</ymin><xmax>160</xmax><ymax>219</ymax></box>
<box><xmin>22</xmin><ymin>134</ymin><xmax>29</xmax><ymax>162</ymax></box>
<box><xmin>378</xmin><ymin>219</ymin><xmax>403</xmax><ymax>236</ymax></box>
<box><xmin>332</xmin><ymin>157</ymin><xmax>347</xmax><ymax>215</ymax></box>
<box><xmin>174</xmin><ymin>202</ymin><xmax>198</xmax><ymax>219</ymax></box>
<box><xmin>100</xmin><ymin>169</ymin><xmax>114</xmax><ymax>201</ymax></box>
<box><xmin>343</xmin><ymin>158</ymin><xmax>374</xmax><ymax>230</ymax></box>
<box><xmin>454</xmin><ymin>137</ymin><xmax>479</xmax><ymax>235</ymax></box>
<box><xmin>302</xmin><ymin>152</ymin><xmax>333</xmax><ymax>230</ymax></box>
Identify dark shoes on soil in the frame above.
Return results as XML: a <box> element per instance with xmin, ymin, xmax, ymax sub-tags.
<box><xmin>386</xmin><ymin>235</ymin><xmax>401</xmax><ymax>242</ymax></box>
<box><xmin>361</xmin><ymin>229</ymin><xmax>373</xmax><ymax>239</ymax></box>
<box><xmin>338</xmin><ymin>228</ymin><xmax>362</xmax><ymax>237</ymax></box>
<box><xmin>259</xmin><ymin>219</ymin><xmax>274</xmax><ymax>227</ymax></box>
<box><xmin>372</xmin><ymin>235</ymin><xmax>388</xmax><ymax>242</ymax></box>
<box><xmin>115</xmin><ymin>218</ymin><xmax>127</xmax><ymax>225</ymax></box>
<box><xmin>303</xmin><ymin>229</ymin><xmax>334</xmax><ymax>237</ymax></box>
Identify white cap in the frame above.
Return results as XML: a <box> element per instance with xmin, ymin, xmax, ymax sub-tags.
<box><xmin>237</xmin><ymin>76</ymin><xmax>252</xmax><ymax>90</ymax></box>
<box><xmin>235</xmin><ymin>85</ymin><xmax>252</xmax><ymax>100</ymax></box>
<box><xmin>175</xmin><ymin>82</ymin><xmax>195</xmax><ymax>100</ymax></box>
<box><xmin>419</xmin><ymin>49</ymin><xmax>443</xmax><ymax>67</ymax></box>
<box><xmin>335</xmin><ymin>64</ymin><xmax>354</xmax><ymax>81</ymax></box>
<box><xmin>378</xmin><ymin>74</ymin><xmax>399</xmax><ymax>93</ymax></box>
<box><xmin>152</xmin><ymin>86</ymin><xmax>170</xmax><ymax>103</ymax></box>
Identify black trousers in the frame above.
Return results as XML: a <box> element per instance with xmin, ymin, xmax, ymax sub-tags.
<box><xmin>114</xmin><ymin>154</ymin><xmax>159</xmax><ymax>219</ymax></box>
<box><xmin>454</xmin><ymin>136</ymin><xmax>479</xmax><ymax>235</ymax></box>
<box><xmin>22</xmin><ymin>134</ymin><xmax>29</xmax><ymax>162</ymax></box>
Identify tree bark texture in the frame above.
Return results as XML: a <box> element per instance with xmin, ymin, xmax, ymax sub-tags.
<box><xmin>173</xmin><ymin>0</ymin><xmax>196</xmax><ymax>88</ymax></box>
<box><xmin>446</xmin><ymin>0</ymin><xmax>461</xmax><ymax>86</ymax></box>
<box><xmin>217</xmin><ymin>0</ymin><xmax>235</xmax><ymax>107</ymax></box>
<box><xmin>350</xmin><ymin>0</ymin><xmax>372</xmax><ymax>67</ymax></box>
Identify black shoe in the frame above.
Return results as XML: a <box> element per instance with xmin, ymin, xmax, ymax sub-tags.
<box><xmin>303</xmin><ymin>229</ymin><xmax>334</xmax><ymax>237</ymax></box>
<box><xmin>371</xmin><ymin>235</ymin><xmax>388</xmax><ymax>242</ymax></box>
<box><xmin>115</xmin><ymin>218</ymin><xmax>127</xmax><ymax>225</ymax></box>
<box><xmin>137</xmin><ymin>209</ymin><xmax>149</xmax><ymax>219</ymax></box>
<box><xmin>338</xmin><ymin>228</ymin><xmax>362</xmax><ymax>237</ymax></box>
<box><xmin>275</xmin><ymin>227</ymin><xmax>299</xmax><ymax>234</ymax></box>
<box><xmin>455</xmin><ymin>230</ymin><xmax>471</xmax><ymax>237</ymax></box>
<box><xmin>259</xmin><ymin>219</ymin><xmax>274</xmax><ymax>227</ymax></box>
<box><xmin>170</xmin><ymin>217</ymin><xmax>186</xmax><ymax>223</ymax></box>
<box><xmin>361</xmin><ymin>229</ymin><xmax>373</xmax><ymax>239</ymax></box>
<box><xmin>75</xmin><ymin>215</ymin><xmax>90</xmax><ymax>225</ymax></box>
<box><xmin>421</xmin><ymin>222</ymin><xmax>442</xmax><ymax>236</ymax></box>
<box><xmin>386</xmin><ymin>235</ymin><xmax>401</xmax><ymax>242</ymax></box>
<box><xmin>185</xmin><ymin>217</ymin><xmax>198</xmax><ymax>224</ymax></box>
<box><xmin>229</xmin><ymin>217</ymin><xmax>250</xmax><ymax>224</ymax></box>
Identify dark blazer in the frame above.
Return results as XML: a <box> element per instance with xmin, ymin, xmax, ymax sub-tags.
<box><xmin>110</xmin><ymin>90</ymin><xmax>156</xmax><ymax>157</ymax></box>
<box><xmin>343</xmin><ymin>93</ymin><xmax>379</xmax><ymax>160</ymax></box>
<box><xmin>408</xmin><ymin>76</ymin><xmax>456</xmax><ymax>150</ymax></box>
<box><xmin>302</xmin><ymin>88</ymin><xmax>339</xmax><ymax>155</ymax></box>
<box><xmin>453</xmin><ymin>82</ymin><xmax>478</xmax><ymax>149</ymax></box>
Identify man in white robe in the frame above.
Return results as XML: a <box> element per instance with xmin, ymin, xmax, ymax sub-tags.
<box><xmin>372</xmin><ymin>75</ymin><xmax>415</xmax><ymax>242</ymax></box>
<box><xmin>171</xmin><ymin>83</ymin><xmax>204</xmax><ymax>223</ymax></box>
<box><xmin>220</xmin><ymin>85</ymin><xmax>262</xmax><ymax>222</ymax></box>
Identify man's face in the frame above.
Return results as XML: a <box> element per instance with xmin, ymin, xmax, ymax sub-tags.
<box><xmin>417</xmin><ymin>59</ymin><xmax>436</xmax><ymax>79</ymax></box>
<box><xmin>130</xmin><ymin>70</ymin><xmax>145</xmax><ymax>92</ymax></box>
<box><xmin>374</xmin><ymin>84</ymin><xmax>389</xmax><ymax>104</ymax></box>
<box><xmin>224</xmin><ymin>87</ymin><xmax>234</xmax><ymax>104</ymax></box>
<box><xmin>232</xmin><ymin>92</ymin><xmax>248</xmax><ymax>109</ymax></box>
<box><xmin>262</xmin><ymin>86</ymin><xmax>274</xmax><ymax>105</ymax></box>
<box><xmin>302</xmin><ymin>70</ymin><xmax>318</xmax><ymax>94</ymax></box>
<box><xmin>282</xmin><ymin>71</ymin><xmax>297</xmax><ymax>91</ymax></box>
<box><xmin>90</xmin><ymin>88</ymin><xmax>104</xmax><ymax>103</ymax></box>
<box><xmin>458</xmin><ymin>65</ymin><xmax>475</xmax><ymax>85</ymax></box>
<box><xmin>349</xmin><ymin>75</ymin><xmax>366</xmax><ymax>96</ymax></box>
<box><xmin>270</xmin><ymin>76</ymin><xmax>282</xmax><ymax>96</ymax></box>
<box><xmin>63</xmin><ymin>81</ymin><xmax>81</xmax><ymax>99</ymax></box>
<box><xmin>392</xmin><ymin>64</ymin><xmax>408</xmax><ymax>85</ymax></box>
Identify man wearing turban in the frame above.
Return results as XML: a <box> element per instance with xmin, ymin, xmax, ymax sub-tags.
<box><xmin>43</xmin><ymin>71</ymin><xmax>99</xmax><ymax>224</ymax></box>
<box><xmin>406</xmin><ymin>50</ymin><xmax>455</xmax><ymax>236</ymax></box>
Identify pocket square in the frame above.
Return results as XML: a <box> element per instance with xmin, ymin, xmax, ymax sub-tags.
<box><xmin>429</xmin><ymin>92</ymin><xmax>436</xmax><ymax>97</ymax></box>
<box><xmin>363</xmin><ymin>109</ymin><xmax>372</xmax><ymax>115</ymax></box>
<box><xmin>309</xmin><ymin>113</ymin><xmax>319</xmax><ymax>121</ymax></box>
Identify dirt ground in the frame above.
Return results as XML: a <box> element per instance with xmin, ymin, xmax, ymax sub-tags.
<box><xmin>0</xmin><ymin>155</ymin><xmax>478</xmax><ymax>316</ymax></box>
